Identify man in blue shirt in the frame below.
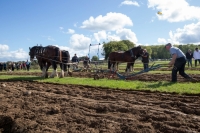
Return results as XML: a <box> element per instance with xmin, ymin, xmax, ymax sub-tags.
<box><xmin>165</xmin><ymin>43</ymin><xmax>194</xmax><ymax>82</ymax></box>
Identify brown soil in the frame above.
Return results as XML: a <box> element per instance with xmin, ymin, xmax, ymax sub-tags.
<box><xmin>0</xmin><ymin>71</ymin><xmax>200</xmax><ymax>133</ymax></box>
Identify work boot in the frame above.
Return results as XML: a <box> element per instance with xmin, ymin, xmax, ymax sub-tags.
<box><xmin>186</xmin><ymin>77</ymin><xmax>197</xmax><ymax>82</ymax></box>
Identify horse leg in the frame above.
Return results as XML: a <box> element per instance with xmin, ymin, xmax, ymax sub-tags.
<box><xmin>42</xmin><ymin>65</ymin><xmax>46</xmax><ymax>78</ymax></box>
<box><xmin>45</xmin><ymin>62</ymin><xmax>51</xmax><ymax>78</ymax></box>
<box><xmin>110</xmin><ymin>62</ymin><xmax>114</xmax><ymax>71</ymax></box>
<box><xmin>116</xmin><ymin>62</ymin><xmax>119</xmax><ymax>71</ymax></box>
<box><xmin>131</xmin><ymin>63</ymin><xmax>134</xmax><ymax>72</ymax></box>
<box><xmin>114</xmin><ymin>62</ymin><xmax>117</xmax><ymax>72</ymax></box>
<box><xmin>126</xmin><ymin>63</ymin><xmax>131</xmax><ymax>75</ymax></box>
<box><xmin>108</xmin><ymin>60</ymin><xmax>111</xmax><ymax>69</ymax></box>
<box><xmin>59</xmin><ymin>63</ymin><xmax>65</xmax><ymax>78</ymax></box>
<box><xmin>67</xmin><ymin>64</ymin><xmax>72</xmax><ymax>76</ymax></box>
<box><xmin>50</xmin><ymin>62</ymin><xmax>58</xmax><ymax>78</ymax></box>
<box><xmin>116</xmin><ymin>63</ymin><xmax>118</xmax><ymax>71</ymax></box>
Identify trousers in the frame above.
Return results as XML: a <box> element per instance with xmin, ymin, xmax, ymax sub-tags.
<box><xmin>172</xmin><ymin>57</ymin><xmax>191</xmax><ymax>82</ymax></box>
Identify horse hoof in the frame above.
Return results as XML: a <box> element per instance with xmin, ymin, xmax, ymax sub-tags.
<box><xmin>49</xmin><ymin>75</ymin><xmax>54</xmax><ymax>78</ymax></box>
<box><xmin>45</xmin><ymin>74</ymin><xmax>48</xmax><ymax>78</ymax></box>
<box><xmin>94</xmin><ymin>74</ymin><xmax>99</xmax><ymax>80</ymax></box>
<box><xmin>68</xmin><ymin>72</ymin><xmax>72</xmax><ymax>77</ymax></box>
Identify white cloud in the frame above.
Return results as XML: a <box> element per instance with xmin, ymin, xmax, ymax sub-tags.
<box><xmin>80</xmin><ymin>12</ymin><xmax>133</xmax><ymax>31</ymax></box>
<box><xmin>60</xmin><ymin>28</ymin><xmax>75</xmax><ymax>34</ymax></box>
<box><xmin>42</xmin><ymin>36</ymin><xmax>55</xmax><ymax>41</ymax></box>
<box><xmin>69</xmin><ymin>34</ymin><xmax>91</xmax><ymax>50</ymax></box>
<box><xmin>120</xmin><ymin>0</ymin><xmax>140</xmax><ymax>7</ymax></box>
<box><xmin>74</xmin><ymin>22</ymin><xmax>78</xmax><ymax>27</ymax></box>
<box><xmin>116</xmin><ymin>28</ymin><xmax>138</xmax><ymax>43</ymax></box>
<box><xmin>107</xmin><ymin>35</ymin><xmax>121</xmax><ymax>41</ymax></box>
<box><xmin>67</xmin><ymin>29</ymin><xmax>75</xmax><ymax>34</ymax></box>
<box><xmin>157</xmin><ymin>38</ymin><xmax>167</xmax><ymax>44</ymax></box>
<box><xmin>59</xmin><ymin>27</ymin><xmax>64</xmax><ymax>30</ymax></box>
<box><xmin>92</xmin><ymin>28</ymin><xmax>138</xmax><ymax>44</ymax></box>
<box><xmin>93</xmin><ymin>30</ymin><xmax>107</xmax><ymax>42</ymax></box>
<box><xmin>148</xmin><ymin>0</ymin><xmax>200</xmax><ymax>22</ymax></box>
<box><xmin>137</xmin><ymin>43</ymin><xmax>151</xmax><ymax>46</ymax></box>
<box><xmin>168</xmin><ymin>22</ymin><xmax>200</xmax><ymax>44</ymax></box>
<box><xmin>0</xmin><ymin>44</ymin><xmax>9</xmax><ymax>51</ymax></box>
<box><xmin>0</xmin><ymin>45</ymin><xmax>29</xmax><ymax>62</ymax></box>
<box><xmin>47</xmin><ymin>36</ymin><xmax>55</xmax><ymax>41</ymax></box>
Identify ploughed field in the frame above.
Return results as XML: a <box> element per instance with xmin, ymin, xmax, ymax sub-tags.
<box><xmin>0</xmin><ymin>71</ymin><xmax>200</xmax><ymax>132</ymax></box>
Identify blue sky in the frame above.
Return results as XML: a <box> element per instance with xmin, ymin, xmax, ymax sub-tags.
<box><xmin>0</xmin><ymin>0</ymin><xmax>200</xmax><ymax>62</ymax></box>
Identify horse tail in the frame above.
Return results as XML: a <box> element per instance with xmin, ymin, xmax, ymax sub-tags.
<box><xmin>108</xmin><ymin>60</ymin><xmax>111</xmax><ymax>69</ymax></box>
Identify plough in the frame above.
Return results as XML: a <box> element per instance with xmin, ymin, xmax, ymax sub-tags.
<box><xmin>92</xmin><ymin>63</ymin><xmax>169</xmax><ymax>80</ymax></box>
<box><xmin>116</xmin><ymin>63</ymin><xmax>169</xmax><ymax>80</ymax></box>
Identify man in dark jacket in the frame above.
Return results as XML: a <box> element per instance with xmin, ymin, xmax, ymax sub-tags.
<box><xmin>185</xmin><ymin>49</ymin><xmax>193</xmax><ymax>67</ymax></box>
<box><xmin>26</xmin><ymin>60</ymin><xmax>31</xmax><ymax>71</ymax></box>
<box><xmin>142</xmin><ymin>49</ymin><xmax>149</xmax><ymax>71</ymax></box>
<box><xmin>0</xmin><ymin>62</ymin><xmax>2</xmax><ymax>71</ymax></box>
<box><xmin>72</xmin><ymin>54</ymin><xmax>79</xmax><ymax>63</ymax></box>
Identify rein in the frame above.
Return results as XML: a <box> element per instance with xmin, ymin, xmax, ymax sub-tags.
<box><xmin>129</xmin><ymin>49</ymin><xmax>134</xmax><ymax>58</ymax></box>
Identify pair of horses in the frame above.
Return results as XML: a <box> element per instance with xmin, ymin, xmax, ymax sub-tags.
<box><xmin>108</xmin><ymin>46</ymin><xmax>145</xmax><ymax>74</ymax></box>
<box><xmin>29</xmin><ymin>45</ymin><xmax>70</xmax><ymax>78</ymax></box>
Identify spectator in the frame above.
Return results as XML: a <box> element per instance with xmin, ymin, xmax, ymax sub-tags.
<box><xmin>71</xmin><ymin>54</ymin><xmax>79</xmax><ymax>63</ymax></box>
<box><xmin>0</xmin><ymin>62</ymin><xmax>2</xmax><ymax>71</ymax></box>
<box><xmin>3</xmin><ymin>63</ymin><xmax>6</xmax><ymax>71</ymax></box>
<box><xmin>185</xmin><ymin>49</ymin><xmax>193</xmax><ymax>67</ymax></box>
<box><xmin>16</xmin><ymin>63</ymin><xmax>20</xmax><ymax>70</ymax></box>
<box><xmin>83</xmin><ymin>56</ymin><xmax>90</xmax><ymax>69</ymax></box>
<box><xmin>193</xmin><ymin>47</ymin><xmax>200</xmax><ymax>67</ymax></box>
<box><xmin>142</xmin><ymin>49</ymin><xmax>149</xmax><ymax>71</ymax></box>
<box><xmin>11</xmin><ymin>62</ymin><xmax>15</xmax><ymax>71</ymax></box>
<box><xmin>26</xmin><ymin>60</ymin><xmax>31</xmax><ymax>71</ymax></box>
<box><xmin>165</xmin><ymin>43</ymin><xmax>194</xmax><ymax>82</ymax></box>
<box><xmin>23</xmin><ymin>62</ymin><xmax>26</xmax><ymax>70</ymax></box>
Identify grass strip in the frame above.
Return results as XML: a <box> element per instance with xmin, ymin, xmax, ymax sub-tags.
<box><xmin>0</xmin><ymin>75</ymin><xmax>200</xmax><ymax>95</ymax></box>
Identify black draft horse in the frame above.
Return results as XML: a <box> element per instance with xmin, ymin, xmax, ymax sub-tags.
<box><xmin>29</xmin><ymin>45</ymin><xmax>70</xmax><ymax>78</ymax></box>
<box><xmin>108</xmin><ymin>46</ymin><xmax>144</xmax><ymax>73</ymax></box>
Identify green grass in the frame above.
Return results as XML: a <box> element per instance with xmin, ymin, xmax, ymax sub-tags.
<box><xmin>0</xmin><ymin>75</ymin><xmax>200</xmax><ymax>95</ymax></box>
<box><xmin>1</xmin><ymin>60</ymin><xmax>199</xmax><ymax>95</ymax></box>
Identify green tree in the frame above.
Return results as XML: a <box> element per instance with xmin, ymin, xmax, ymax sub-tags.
<box><xmin>91</xmin><ymin>56</ymin><xmax>98</xmax><ymax>61</ymax></box>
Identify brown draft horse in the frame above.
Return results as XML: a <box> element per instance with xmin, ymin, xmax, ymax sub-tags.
<box><xmin>29</xmin><ymin>45</ymin><xmax>70</xmax><ymax>78</ymax></box>
<box><xmin>108</xmin><ymin>46</ymin><xmax>144</xmax><ymax>74</ymax></box>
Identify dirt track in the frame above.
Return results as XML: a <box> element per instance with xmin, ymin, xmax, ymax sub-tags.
<box><xmin>0</xmin><ymin>71</ymin><xmax>200</xmax><ymax>132</ymax></box>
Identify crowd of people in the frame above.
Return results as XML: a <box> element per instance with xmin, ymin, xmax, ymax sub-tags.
<box><xmin>186</xmin><ymin>47</ymin><xmax>200</xmax><ymax>67</ymax></box>
<box><xmin>0</xmin><ymin>60</ymin><xmax>31</xmax><ymax>72</ymax></box>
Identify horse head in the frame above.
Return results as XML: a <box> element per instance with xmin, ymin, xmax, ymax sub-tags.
<box><xmin>29</xmin><ymin>46</ymin><xmax>43</xmax><ymax>61</ymax></box>
<box><xmin>137</xmin><ymin>46</ymin><xmax>145</xmax><ymax>58</ymax></box>
<box><xmin>29</xmin><ymin>46</ymin><xmax>36</xmax><ymax>61</ymax></box>
<box><xmin>129</xmin><ymin>45</ymin><xmax>144</xmax><ymax>59</ymax></box>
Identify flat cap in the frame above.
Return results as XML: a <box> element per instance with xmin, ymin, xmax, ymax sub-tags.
<box><xmin>165</xmin><ymin>43</ymin><xmax>172</xmax><ymax>48</ymax></box>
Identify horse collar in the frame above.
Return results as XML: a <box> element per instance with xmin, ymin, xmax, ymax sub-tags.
<box><xmin>129</xmin><ymin>49</ymin><xmax>134</xmax><ymax>57</ymax></box>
